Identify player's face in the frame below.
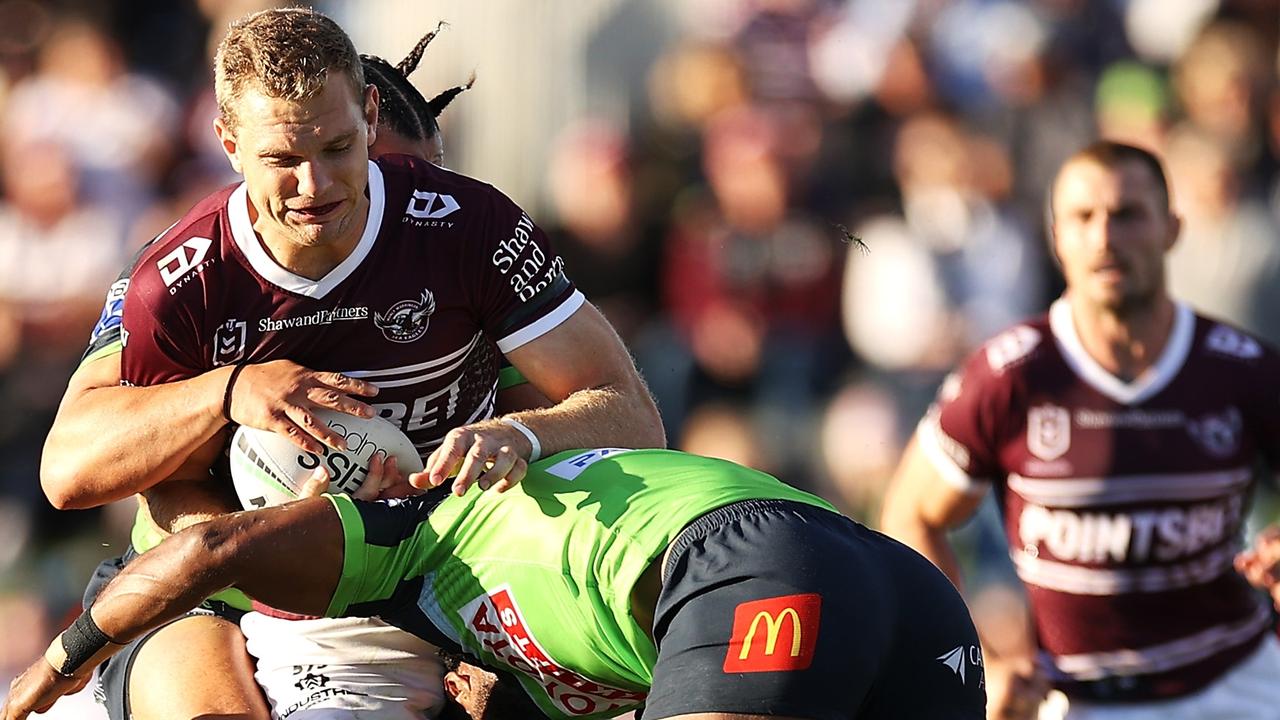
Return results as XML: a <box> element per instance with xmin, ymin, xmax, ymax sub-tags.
<box><xmin>215</xmin><ymin>77</ymin><xmax>378</xmax><ymax>254</ymax></box>
<box><xmin>442</xmin><ymin>663</ymin><xmax>498</xmax><ymax>719</ymax></box>
<box><xmin>1051</xmin><ymin>159</ymin><xmax>1180</xmax><ymax>314</ymax></box>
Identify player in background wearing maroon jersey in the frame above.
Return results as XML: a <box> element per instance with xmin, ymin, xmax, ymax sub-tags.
<box><xmin>37</xmin><ymin>10</ymin><xmax>660</xmax><ymax>720</ymax></box>
<box><xmin>881</xmin><ymin>141</ymin><xmax>1280</xmax><ymax>720</ymax></box>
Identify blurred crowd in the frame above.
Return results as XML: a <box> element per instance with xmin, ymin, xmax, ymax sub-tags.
<box><xmin>1</xmin><ymin>0</ymin><xmax>1279</xmax><ymax>709</ymax></box>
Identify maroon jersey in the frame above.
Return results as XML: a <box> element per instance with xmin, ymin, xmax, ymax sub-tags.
<box><xmin>121</xmin><ymin>156</ymin><xmax>582</xmax><ymax>456</ymax></box>
<box><xmin>920</xmin><ymin>299</ymin><xmax>1280</xmax><ymax>701</ymax></box>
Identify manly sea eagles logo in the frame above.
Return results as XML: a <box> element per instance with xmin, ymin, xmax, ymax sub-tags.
<box><xmin>374</xmin><ymin>289</ymin><xmax>436</xmax><ymax>343</ymax></box>
<box><xmin>1027</xmin><ymin>405</ymin><xmax>1071</xmax><ymax>461</ymax></box>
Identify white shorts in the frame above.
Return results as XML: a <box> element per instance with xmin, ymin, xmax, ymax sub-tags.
<box><xmin>240</xmin><ymin>612</ymin><xmax>445</xmax><ymax>720</ymax></box>
<box><xmin>1038</xmin><ymin>635</ymin><xmax>1280</xmax><ymax>720</ymax></box>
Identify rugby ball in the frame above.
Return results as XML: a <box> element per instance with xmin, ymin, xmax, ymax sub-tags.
<box><xmin>230</xmin><ymin>409</ymin><xmax>424</xmax><ymax>510</ymax></box>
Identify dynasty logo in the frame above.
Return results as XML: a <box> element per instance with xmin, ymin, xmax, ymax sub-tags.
<box><xmin>723</xmin><ymin>593</ymin><xmax>821</xmax><ymax>673</ymax></box>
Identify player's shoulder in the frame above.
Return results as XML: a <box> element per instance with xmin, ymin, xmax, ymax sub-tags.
<box><xmin>962</xmin><ymin>312</ymin><xmax>1055</xmax><ymax>384</ymax></box>
<box><xmin>1188</xmin><ymin>310</ymin><xmax>1280</xmax><ymax>371</ymax></box>
<box><xmin>128</xmin><ymin>182</ymin><xmax>239</xmax><ymax>304</ymax></box>
<box><xmin>376</xmin><ymin>154</ymin><xmax>513</xmax><ymax>211</ymax></box>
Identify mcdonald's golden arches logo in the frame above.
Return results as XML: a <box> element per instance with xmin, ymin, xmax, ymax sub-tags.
<box><xmin>723</xmin><ymin>593</ymin><xmax>821</xmax><ymax>673</ymax></box>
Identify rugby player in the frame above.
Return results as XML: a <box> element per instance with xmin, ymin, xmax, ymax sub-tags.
<box><xmin>880</xmin><ymin>141</ymin><xmax>1280</xmax><ymax>719</ymax></box>
<box><xmin>3</xmin><ymin>449</ymin><xmax>987</xmax><ymax>720</ymax></box>
<box><xmin>38</xmin><ymin>8</ymin><xmax>662</xmax><ymax>719</ymax></box>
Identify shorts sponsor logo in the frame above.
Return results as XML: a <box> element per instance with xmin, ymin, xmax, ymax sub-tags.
<box><xmin>213</xmin><ymin>319</ymin><xmax>247</xmax><ymax>366</ymax></box>
<box><xmin>157</xmin><ymin>237</ymin><xmax>214</xmax><ymax>292</ymax></box>
<box><xmin>404</xmin><ymin>190</ymin><xmax>460</xmax><ymax>226</ymax></box>
<box><xmin>937</xmin><ymin>645</ymin><xmax>984</xmax><ymax>687</ymax></box>
<box><xmin>1027</xmin><ymin>405</ymin><xmax>1070</xmax><ymax>461</ymax></box>
<box><xmin>459</xmin><ymin>585</ymin><xmax>646</xmax><ymax>716</ymax></box>
<box><xmin>374</xmin><ymin>289</ymin><xmax>435</xmax><ymax>343</ymax></box>
<box><xmin>723</xmin><ymin>593</ymin><xmax>821</xmax><ymax>673</ymax></box>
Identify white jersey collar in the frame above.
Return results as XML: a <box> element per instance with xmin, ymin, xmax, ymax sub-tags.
<box><xmin>1049</xmin><ymin>297</ymin><xmax>1194</xmax><ymax>405</ymax></box>
<box><xmin>228</xmin><ymin>160</ymin><xmax>385</xmax><ymax>299</ymax></box>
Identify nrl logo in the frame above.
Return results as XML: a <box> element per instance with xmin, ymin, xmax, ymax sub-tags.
<box><xmin>374</xmin><ymin>289</ymin><xmax>436</xmax><ymax>343</ymax></box>
<box><xmin>1027</xmin><ymin>405</ymin><xmax>1070</xmax><ymax>461</ymax></box>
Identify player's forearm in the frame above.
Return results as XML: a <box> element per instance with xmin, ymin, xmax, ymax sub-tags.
<box><xmin>503</xmin><ymin>379</ymin><xmax>665</xmax><ymax>456</ymax></box>
<box><xmin>92</xmin><ymin>499</ymin><xmax>342</xmax><ymax>642</ymax></box>
<box><xmin>40</xmin><ymin>368</ymin><xmax>232</xmax><ymax>508</ymax></box>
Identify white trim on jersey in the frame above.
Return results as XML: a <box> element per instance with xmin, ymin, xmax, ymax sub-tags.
<box><xmin>496</xmin><ymin>289</ymin><xmax>586</xmax><ymax>353</ymax></box>
<box><xmin>227</xmin><ymin>160</ymin><xmax>387</xmax><ymax>299</ymax></box>
<box><xmin>1042</xmin><ymin>603</ymin><xmax>1270</xmax><ymax>682</ymax></box>
<box><xmin>916</xmin><ymin>413</ymin><xmax>991</xmax><ymax>494</ymax></box>
<box><xmin>343</xmin><ymin>332</ymin><xmax>481</xmax><ymax>380</ymax></box>
<box><xmin>1012</xmin><ymin>544</ymin><xmax>1237</xmax><ymax>595</ymax></box>
<box><xmin>1049</xmin><ymin>299</ymin><xmax>1195</xmax><ymax>405</ymax></box>
<box><xmin>1007</xmin><ymin>467</ymin><xmax>1252</xmax><ymax>508</ymax></box>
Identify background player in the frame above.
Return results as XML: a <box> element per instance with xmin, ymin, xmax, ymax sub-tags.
<box><xmin>3</xmin><ymin>448</ymin><xmax>987</xmax><ymax>720</ymax></box>
<box><xmin>42</xmin><ymin>9</ymin><xmax>662</xmax><ymax>720</ymax></box>
<box><xmin>880</xmin><ymin>141</ymin><xmax>1280</xmax><ymax>719</ymax></box>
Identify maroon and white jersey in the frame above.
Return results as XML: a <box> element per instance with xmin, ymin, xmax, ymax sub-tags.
<box><xmin>121</xmin><ymin>156</ymin><xmax>583</xmax><ymax>455</ymax></box>
<box><xmin>920</xmin><ymin>299</ymin><xmax>1280</xmax><ymax>701</ymax></box>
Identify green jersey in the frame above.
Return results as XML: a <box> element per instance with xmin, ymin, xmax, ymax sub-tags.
<box><xmin>323</xmin><ymin>448</ymin><xmax>837</xmax><ymax>719</ymax></box>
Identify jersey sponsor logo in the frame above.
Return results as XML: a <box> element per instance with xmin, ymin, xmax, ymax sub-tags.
<box><xmin>492</xmin><ymin>212</ymin><xmax>567</xmax><ymax>302</ymax></box>
<box><xmin>1017</xmin><ymin>494</ymin><xmax>1245</xmax><ymax>565</ymax></box>
<box><xmin>459</xmin><ymin>585</ymin><xmax>647</xmax><ymax>717</ymax></box>
<box><xmin>404</xmin><ymin>190</ymin><xmax>460</xmax><ymax>226</ymax></box>
<box><xmin>259</xmin><ymin>306</ymin><xmax>369</xmax><ymax>333</ymax></box>
<box><xmin>937</xmin><ymin>645</ymin><xmax>984</xmax><ymax>687</ymax></box>
<box><xmin>90</xmin><ymin>278</ymin><xmax>130</xmax><ymax>344</ymax></box>
<box><xmin>1206</xmin><ymin>325</ymin><xmax>1262</xmax><ymax>360</ymax></box>
<box><xmin>1074</xmin><ymin>409</ymin><xmax>1185</xmax><ymax>430</ymax></box>
<box><xmin>723</xmin><ymin>593</ymin><xmax>821</xmax><ymax>673</ymax></box>
<box><xmin>1186</xmin><ymin>407</ymin><xmax>1242</xmax><ymax>458</ymax></box>
<box><xmin>156</xmin><ymin>237</ymin><xmax>214</xmax><ymax>292</ymax></box>
<box><xmin>544</xmin><ymin>449</ymin><xmax>637</xmax><ymax>480</ymax></box>
<box><xmin>1027</xmin><ymin>405</ymin><xmax>1070</xmax><ymax>461</ymax></box>
<box><xmin>985</xmin><ymin>325</ymin><xmax>1040</xmax><ymax>372</ymax></box>
<box><xmin>214</xmin><ymin>319</ymin><xmax>247</xmax><ymax>366</ymax></box>
<box><xmin>278</xmin><ymin>664</ymin><xmax>369</xmax><ymax>718</ymax></box>
<box><xmin>374</xmin><ymin>289</ymin><xmax>436</xmax><ymax>343</ymax></box>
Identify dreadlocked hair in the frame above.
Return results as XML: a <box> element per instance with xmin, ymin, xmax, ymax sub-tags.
<box><xmin>360</xmin><ymin>22</ymin><xmax>474</xmax><ymax>142</ymax></box>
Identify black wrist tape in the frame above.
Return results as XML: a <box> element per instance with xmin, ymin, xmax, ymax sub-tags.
<box><xmin>57</xmin><ymin>610</ymin><xmax>113</xmax><ymax>676</ymax></box>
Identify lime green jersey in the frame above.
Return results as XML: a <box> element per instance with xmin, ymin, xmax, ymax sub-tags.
<box><xmin>324</xmin><ymin>448</ymin><xmax>837</xmax><ymax>719</ymax></box>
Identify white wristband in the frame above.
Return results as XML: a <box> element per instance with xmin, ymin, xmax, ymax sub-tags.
<box><xmin>500</xmin><ymin>418</ymin><xmax>542</xmax><ymax>462</ymax></box>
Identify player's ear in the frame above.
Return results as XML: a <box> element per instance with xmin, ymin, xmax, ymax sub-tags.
<box><xmin>214</xmin><ymin>116</ymin><xmax>244</xmax><ymax>175</ymax></box>
<box><xmin>443</xmin><ymin>669</ymin><xmax>471</xmax><ymax>701</ymax></box>
<box><xmin>364</xmin><ymin>83</ymin><xmax>379</xmax><ymax>149</ymax></box>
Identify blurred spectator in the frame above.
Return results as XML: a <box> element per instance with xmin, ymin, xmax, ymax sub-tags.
<box><xmin>1</xmin><ymin>18</ymin><xmax>178</xmax><ymax>215</ymax></box>
<box><xmin>546</xmin><ymin>120</ymin><xmax>661</xmax><ymax>343</ymax></box>
<box><xmin>1165</xmin><ymin>124</ymin><xmax>1280</xmax><ymax>345</ymax></box>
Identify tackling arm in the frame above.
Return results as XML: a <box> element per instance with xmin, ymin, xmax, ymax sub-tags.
<box><xmin>2</xmin><ymin>497</ymin><xmax>344</xmax><ymax>720</ymax></box>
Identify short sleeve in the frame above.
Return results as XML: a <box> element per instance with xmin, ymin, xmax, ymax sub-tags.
<box><xmin>464</xmin><ymin>188</ymin><xmax>583</xmax><ymax>353</ymax></box>
<box><xmin>119</xmin><ymin>264</ymin><xmax>206</xmax><ymax>385</ymax></box>
<box><xmin>917</xmin><ymin>349</ymin><xmax>1013</xmax><ymax>493</ymax></box>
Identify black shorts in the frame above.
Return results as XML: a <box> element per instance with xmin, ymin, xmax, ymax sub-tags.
<box><xmin>644</xmin><ymin>499</ymin><xmax>986</xmax><ymax>720</ymax></box>
<box><xmin>83</xmin><ymin>549</ymin><xmax>247</xmax><ymax>720</ymax></box>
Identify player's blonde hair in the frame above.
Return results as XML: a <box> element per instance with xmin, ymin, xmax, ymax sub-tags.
<box><xmin>214</xmin><ymin>7</ymin><xmax>365</xmax><ymax>129</ymax></box>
